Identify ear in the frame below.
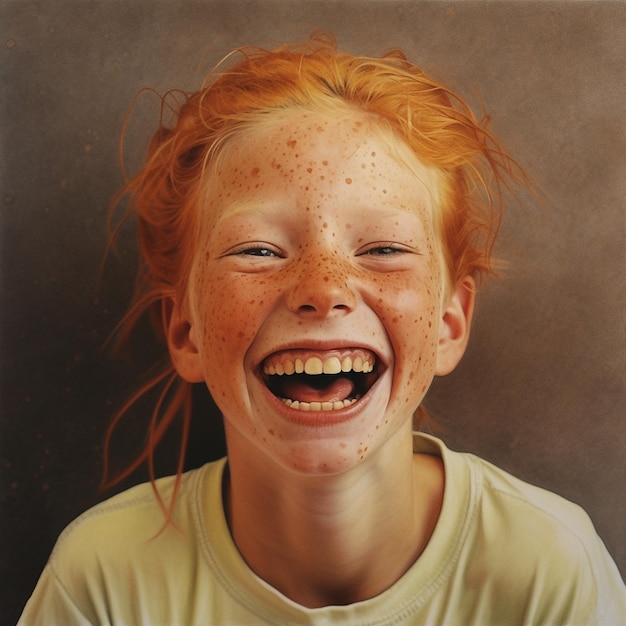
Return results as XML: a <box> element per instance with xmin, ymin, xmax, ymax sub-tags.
<box><xmin>162</xmin><ymin>298</ymin><xmax>204</xmax><ymax>383</ymax></box>
<box><xmin>435</xmin><ymin>276</ymin><xmax>475</xmax><ymax>376</ymax></box>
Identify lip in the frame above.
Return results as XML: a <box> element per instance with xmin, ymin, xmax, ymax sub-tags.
<box><xmin>253</xmin><ymin>342</ymin><xmax>388</xmax><ymax>427</ymax></box>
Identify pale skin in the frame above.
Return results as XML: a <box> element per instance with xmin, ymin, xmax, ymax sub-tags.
<box><xmin>166</xmin><ymin>110</ymin><xmax>474</xmax><ymax>607</ymax></box>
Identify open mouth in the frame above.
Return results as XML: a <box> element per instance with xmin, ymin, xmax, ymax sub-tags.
<box><xmin>262</xmin><ymin>348</ymin><xmax>381</xmax><ymax>412</ymax></box>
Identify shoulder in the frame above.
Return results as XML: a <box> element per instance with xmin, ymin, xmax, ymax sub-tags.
<box><xmin>416</xmin><ymin>434</ymin><xmax>626</xmax><ymax>623</ymax></box>
<box><xmin>473</xmin><ymin>452</ymin><xmax>592</xmax><ymax>534</ymax></box>
<box><xmin>419</xmin><ymin>433</ymin><xmax>601</xmax><ymax>552</ymax></box>
<box><xmin>54</xmin><ymin>467</ymin><xmax>199</xmax><ymax>552</ymax></box>
<box><xmin>438</xmin><ymin>439</ymin><xmax>597</xmax><ymax>565</ymax></box>
<box><xmin>20</xmin><ymin>459</ymin><xmax>245</xmax><ymax>624</ymax></box>
<box><xmin>47</xmin><ymin>461</ymin><xmax>225</xmax><ymax>596</ymax></box>
<box><xmin>471</xmin><ymin>453</ymin><xmax>626</xmax><ymax>622</ymax></box>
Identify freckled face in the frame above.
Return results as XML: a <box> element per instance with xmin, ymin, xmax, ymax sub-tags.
<box><xmin>186</xmin><ymin>111</ymin><xmax>445</xmax><ymax>474</ymax></box>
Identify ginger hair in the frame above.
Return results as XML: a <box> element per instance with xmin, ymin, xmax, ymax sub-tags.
<box><xmin>103</xmin><ymin>33</ymin><xmax>525</xmax><ymax>516</ymax></box>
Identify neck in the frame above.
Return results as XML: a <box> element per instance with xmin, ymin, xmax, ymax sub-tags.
<box><xmin>222</xmin><ymin>423</ymin><xmax>443</xmax><ymax>608</ymax></box>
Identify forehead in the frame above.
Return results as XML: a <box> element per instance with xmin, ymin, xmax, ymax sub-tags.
<box><xmin>213</xmin><ymin>110</ymin><xmax>438</xmax><ymax>198</ymax></box>
<box><xmin>196</xmin><ymin>111</ymin><xmax>444</xmax><ymax>246</ymax></box>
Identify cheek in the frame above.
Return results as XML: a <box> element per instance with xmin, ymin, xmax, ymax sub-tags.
<box><xmin>384</xmin><ymin>296</ymin><xmax>438</xmax><ymax>359</ymax></box>
<box><xmin>372</xmin><ymin>269</ymin><xmax>442</xmax><ymax>387</ymax></box>
<box><xmin>192</xmin><ymin>269</ymin><xmax>277</xmax><ymax>363</ymax></box>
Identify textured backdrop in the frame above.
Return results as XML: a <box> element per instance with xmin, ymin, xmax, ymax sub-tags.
<box><xmin>2</xmin><ymin>1</ymin><xmax>625</xmax><ymax>622</ymax></box>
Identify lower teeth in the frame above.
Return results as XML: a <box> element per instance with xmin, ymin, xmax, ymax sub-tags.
<box><xmin>281</xmin><ymin>397</ymin><xmax>360</xmax><ymax>411</ymax></box>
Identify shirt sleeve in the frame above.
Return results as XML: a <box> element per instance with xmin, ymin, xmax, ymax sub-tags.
<box><xmin>589</xmin><ymin>534</ymin><xmax>626</xmax><ymax>626</ymax></box>
<box><xmin>18</xmin><ymin>565</ymin><xmax>94</xmax><ymax>626</ymax></box>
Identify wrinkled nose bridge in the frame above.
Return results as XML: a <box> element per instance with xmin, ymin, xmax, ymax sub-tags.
<box><xmin>287</xmin><ymin>253</ymin><xmax>357</xmax><ymax>316</ymax></box>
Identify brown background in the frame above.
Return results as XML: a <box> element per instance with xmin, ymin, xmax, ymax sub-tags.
<box><xmin>2</xmin><ymin>1</ymin><xmax>625</xmax><ymax>622</ymax></box>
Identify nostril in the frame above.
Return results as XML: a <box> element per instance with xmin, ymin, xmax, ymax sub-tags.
<box><xmin>288</xmin><ymin>276</ymin><xmax>357</xmax><ymax>317</ymax></box>
<box><xmin>296</xmin><ymin>301</ymin><xmax>351</xmax><ymax>316</ymax></box>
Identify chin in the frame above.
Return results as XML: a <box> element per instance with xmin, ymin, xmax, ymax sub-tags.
<box><xmin>268</xmin><ymin>441</ymin><xmax>373</xmax><ymax>477</ymax></box>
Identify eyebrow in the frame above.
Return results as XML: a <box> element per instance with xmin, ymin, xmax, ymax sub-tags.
<box><xmin>210</xmin><ymin>203</ymin><xmax>287</xmax><ymax>229</ymax></box>
<box><xmin>213</xmin><ymin>198</ymin><xmax>432</xmax><ymax>226</ymax></box>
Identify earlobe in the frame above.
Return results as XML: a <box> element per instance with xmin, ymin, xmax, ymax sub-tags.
<box><xmin>434</xmin><ymin>276</ymin><xmax>475</xmax><ymax>376</ymax></box>
<box><xmin>163</xmin><ymin>298</ymin><xmax>204</xmax><ymax>383</ymax></box>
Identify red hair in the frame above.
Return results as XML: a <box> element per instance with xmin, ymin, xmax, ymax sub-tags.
<box><xmin>103</xmin><ymin>34</ymin><xmax>526</xmax><ymax>515</ymax></box>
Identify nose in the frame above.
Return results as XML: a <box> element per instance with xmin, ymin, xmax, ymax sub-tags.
<box><xmin>286</xmin><ymin>256</ymin><xmax>357</xmax><ymax>318</ymax></box>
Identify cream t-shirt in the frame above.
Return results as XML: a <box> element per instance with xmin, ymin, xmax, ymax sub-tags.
<box><xmin>19</xmin><ymin>434</ymin><xmax>626</xmax><ymax>625</ymax></box>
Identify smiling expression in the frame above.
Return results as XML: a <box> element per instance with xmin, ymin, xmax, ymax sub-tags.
<box><xmin>177</xmin><ymin>109</ymin><xmax>454</xmax><ymax>473</ymax></box>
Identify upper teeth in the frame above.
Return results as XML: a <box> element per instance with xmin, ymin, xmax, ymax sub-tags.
<box><xmin>264</xmin><ymin>355</ymin><xmax>374</xmax><ymax>376</ymax></box>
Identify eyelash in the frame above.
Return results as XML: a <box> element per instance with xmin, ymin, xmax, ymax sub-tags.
<box><xmin>232</xmin><ymin>244</ymin><xmax>281</xmax><ymax>258</ymax></box>
<box><xmin>360</xmin><ymin>244</ymin><xmax>409</xmax><ymax>256</ymax></box>
<box><xmin>228</xmin><ymin>242</ymin><xmax>412</xmax><ymax>259</ymax></box>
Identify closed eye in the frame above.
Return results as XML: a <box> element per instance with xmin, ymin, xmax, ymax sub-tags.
<box><xmin>358</xmin><ymin>243</ymin><xmax>417</xmax><ymax>256</ymax></box>
<box><xmin>227</xmin><ymin>243</ymin><xmax>283</xmax><ymax>258</ymax></box>
<box><xmin>242</xmin><ymin>247</ymin><xmax>277</xmax><ymax>257</ymax></box>
<box><xmin>365</xmin><ymin>246</ymin><xmax>404</xmax><ymax>256</ymax></box>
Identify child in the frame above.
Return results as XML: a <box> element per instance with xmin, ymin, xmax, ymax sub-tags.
<box><xmin>20</xmin><ymin>35</ymin><xmax>626</xmax><ymax>625</ymax></box>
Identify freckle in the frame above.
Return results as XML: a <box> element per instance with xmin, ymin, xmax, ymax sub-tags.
<box><xmin>371</xmin><ymin>151</ymin><xmax>376</xmax><ymax>157</ymax></box>
<box><xmin>287</xmin><ymin>139</ymin><xmax>297</xmax><ymax>148</ymax></box>
<box><xmin>345</xmin><ymin>178</ymin><xmax>352</xmax><ymax>185</ymax></box>
<box><xmin>250</xmin><ymin>167</ymin><xmax>260</xmax><ymax>177</ymax></box>
<box><xmin>320</xmin><ymin>175</ymin><xmax>325</xmax><ymax>181</ymax></box>
<box><xmin>307</xmin><ymin>167</ymin><xmax>313</xmax><ymax>173</ymax></box>
<box><xmin>322</xmin><ymin>160</ymin><xmax>328</xmax><ymax>166</ymax></box>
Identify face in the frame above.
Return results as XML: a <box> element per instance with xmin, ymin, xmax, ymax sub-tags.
<box><xmin>174</xmin><ymin>110</ymin><xmax>465</xmax><ymax>475</ymax></box>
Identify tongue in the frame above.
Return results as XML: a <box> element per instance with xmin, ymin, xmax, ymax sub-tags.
<box><xmin>280</xmin><ymin>376</ymin><xmax>355</xmax><ymax>403</ymax></box>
